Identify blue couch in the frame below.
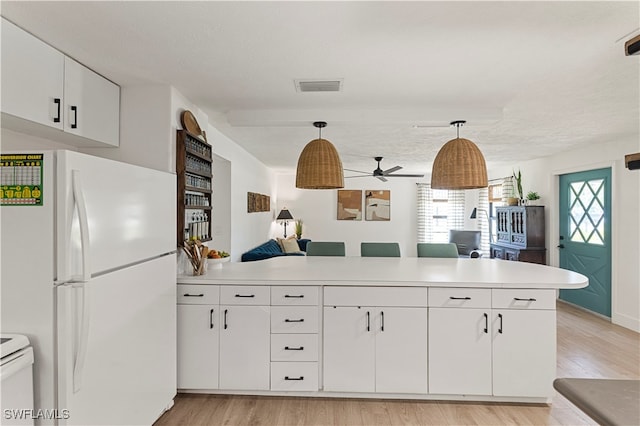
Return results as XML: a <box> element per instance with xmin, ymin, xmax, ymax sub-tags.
<box><xmin>241</xmin><ymin>239</ymin><xmax>310</xmax><ymax>262</ymax></box>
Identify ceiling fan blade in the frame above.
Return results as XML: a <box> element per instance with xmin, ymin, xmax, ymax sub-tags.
<box><xmin>386</xmin><ymin>173</ymin><xmax>425</xmax><ymax>178</ymax></box>
<box><xmin>376</xmin><ymin>176</ymin><xmax>388</xmax><ymax>182</ymax></box>
<box><xmin>345</xmin><ymin>175</ymin><xmax>373</xmax><ymax>179</ymax></box>
<box><xmin>382</xmin><ymin>165</ymin><xmax>402</xmax><ymax>174</ymax></box>
<box><xmin>344</xmin><ymin>168</ymin><xmax>370</xmax><ymax>174</ymax></box>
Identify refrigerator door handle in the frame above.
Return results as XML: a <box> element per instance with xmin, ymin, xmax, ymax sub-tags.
<box><xmin>71</xmin><ymin>281</ymin><xmax>91</xmax><ymax>393</ymax></box>
<box><xmin>72</xmin><ymin>170</ymin><xmax>91</xmax><ymax>283</ymax></box>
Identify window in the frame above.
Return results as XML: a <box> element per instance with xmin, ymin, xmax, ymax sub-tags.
<box><xmin>417</xmin><ymin>184</ymin><xmax>465</xmax><ymax>243</ymax></box>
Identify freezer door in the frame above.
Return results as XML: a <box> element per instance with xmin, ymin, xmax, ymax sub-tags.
<box><xmin>56</xmin><ymin>150</ymin><xmax>176</xmax><ymax>282</ymax></box>
<box><xmin>56</xmin><ymin>254</ymin><xmax>176</xmax><ymax>426</ymax></box>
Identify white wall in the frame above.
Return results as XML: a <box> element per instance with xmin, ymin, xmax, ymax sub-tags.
<box><xmin>490</xmin><ymin>136</ymin><xmax>640</xmax><ymax>332</ymax></box>
<box><xmin>277</xmin><ymin>174</ymin><xmax>425</xmax><ymax>257</ymax></box>
<box><xmin>207</xmin><ymin>124</ymin><xmax>276</xmax><ymax>262</ymax></box>
<box><xmin>81</xmin><ymin>85</ymin><xmax>173</xmax><ymax>172</ymax></box>
<box><xmin>212</xmin><ymin>154</ymin><xmax>231</xmax><ymax>253</ymax></box>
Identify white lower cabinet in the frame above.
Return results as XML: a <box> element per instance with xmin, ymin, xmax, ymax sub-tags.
<box><xmin>323</xmin><ymin>304</ymin><xmax>428</xmax><ymax>394</ymax></box>
<box><xmin>428</xmin><ymin>307</ymin><xmax>492</xmax><ymax>395</ymax></box>
<box><xmin>270</xmin><ymin>362</ymin><xmax>319</xmax><ymax>391</ymax></box>
<box><xmin>177</xmin><ymin>304</ymin><xmax>219</xmax><ymax>389</ymax></box>
<box><xmin>219</xmin><ymin>304</ymin><xmax>270</xmax><ymax>390</ymax></box>
<box><xmin>270</xmin><ymin>286</ymin><xmax>320</xmax><ymax>391</ymax></box>
<box><xmin>324</xmin><ymin>307</ymin><xmax>375</xmax><ymax>392</ymax></box>
<box><xmin>492</xmin><ymin>307</ymin><xmax>556</xmax><ymax>397</ymax></box>
<box><xmin>175</xmin><ymin>283</ymin><xmax>556</xmax><ymax>400</ymax></box>
<box><xmin>428</xmin><ymin>288</ymin><xmax>557</xmax><ymax>398</ymax></box>
<box><xmin>177</xmin><ymin>284</ymin><xmax>220</xmax><ymax>390</ymax></box>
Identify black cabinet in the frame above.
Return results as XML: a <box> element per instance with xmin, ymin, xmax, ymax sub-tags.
<box><xmin>490</xmin><ymin>206</ymin><xmax>546</xmax><ymax>265</ymax></box>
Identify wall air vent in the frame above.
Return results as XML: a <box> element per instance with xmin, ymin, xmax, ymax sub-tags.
<box><xmin>295</xmin><ymin>79</ymin><xmax>343</xmax><ymax>93</ymax></box>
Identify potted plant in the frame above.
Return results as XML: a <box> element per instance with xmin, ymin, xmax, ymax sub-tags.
<box><xmin>527</xmin><ymin>191</ymin><xmax>541</xmax><ymax>206</ymax></box>
<box><xmin>513</xmin><ymin>169</ymin><xmax>524</xmax><ymax>205</ymax></box>
<box><xmin>295</xmin><ymin>219</ymin><xmax>303</xmax><ymax>240</ymax></box>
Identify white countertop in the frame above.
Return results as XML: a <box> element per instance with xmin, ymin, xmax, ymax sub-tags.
<box><xmin>177</xmin><ymin>256</ymin><xmax>588</xmax><ymax>289</ymax></box>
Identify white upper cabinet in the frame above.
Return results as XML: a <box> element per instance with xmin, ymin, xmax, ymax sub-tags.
<box><xmin>1</xmin><ymin>18</ymin><xmax>120</xmax><ymax>147</ymax></box>
<box><xmin>1</xmin><ymin>18</ymin><xmax>64</xmax><ymax>129</ymax></box>
<box><xmin>63</xmin><ymin>57</ymin><xmax>120</xmax><ymax>146</ymax></box>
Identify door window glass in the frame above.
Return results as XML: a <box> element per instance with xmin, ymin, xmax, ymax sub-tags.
<box><xmin>568</xmin><ymin>179</ymin><xmax>605</xmax><ymax>245</ymax></box>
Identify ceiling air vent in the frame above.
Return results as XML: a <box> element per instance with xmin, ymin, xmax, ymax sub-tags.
<box><xmin>295</xmin><ymin>79</ymin><xmax>343</xmax><ymax>93</ymax></box>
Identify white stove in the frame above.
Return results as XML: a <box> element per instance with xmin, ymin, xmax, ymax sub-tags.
<box><xmin>1</xmin><ymin>334</ymin><xmax>30</xmax><ymax>358</ymax></box>
<box><xmin>1</xmin><ymin>334</ymin><xmax>35</xmax><ymax>426</ymax></box>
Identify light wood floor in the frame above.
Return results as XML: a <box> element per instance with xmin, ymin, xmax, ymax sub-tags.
<box><xmin>155</xmin><ymin>302</ymin><xmax>639</xmax><ymax>425</ymax></box>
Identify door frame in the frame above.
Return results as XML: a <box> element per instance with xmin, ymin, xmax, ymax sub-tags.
<box><xmin>550</xmin><ymin>160</ymin><xmax>619</xmax><ymax>321</ymax></box>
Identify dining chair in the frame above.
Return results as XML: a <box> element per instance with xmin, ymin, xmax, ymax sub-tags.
<box><xmin>306</xmin><ymin>241</ymin><xmax>346</xmax><ymax>257</ymax></box>
<box><xmin>417</xmin><ymin>242</ymin><xmax>459</xmax><ymax>258</ymax></box>
<box><xmin>360</xmin><ymin>242</ymin><xmax>401</xmax><ymax>257</ymax></box>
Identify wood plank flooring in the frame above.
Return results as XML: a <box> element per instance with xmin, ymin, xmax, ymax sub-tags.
<box><xmin>154</xmin><ymin>302</ymin><xmax>639</xmax><ymax>425</ymax></box>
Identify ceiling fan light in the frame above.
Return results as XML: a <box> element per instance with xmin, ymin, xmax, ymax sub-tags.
<box><xmin>431</xmin><ymin>137</ymin><xmax>488</xmax><ymax>190</ymax></box>
<box><xmin>296</xmin><ymin>138</ymin><xmax>345</xmax><ymax>189</ymax></box>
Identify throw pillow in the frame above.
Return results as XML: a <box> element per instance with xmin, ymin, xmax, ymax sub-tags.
<box><xmin>278</xmin><ymin>237</ymin><xmax>301</xmax><ymax>253</ymax></box>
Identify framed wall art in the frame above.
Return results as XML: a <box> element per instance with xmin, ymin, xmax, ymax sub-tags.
<box><xmin>337</xmin><ymin>190</ymin><xmax>362</xmax><ymax>220</ymax></box>
<box><xmin>365</xmin><ymin>190</ymin><xmax>390</xmax><ymax>221</ymax></box>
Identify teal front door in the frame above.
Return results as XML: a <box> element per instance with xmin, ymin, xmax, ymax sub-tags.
<box><xmin>558</xmin><ymin>168</ymin><xmax>612</xmax><ymax>317</ymax></box>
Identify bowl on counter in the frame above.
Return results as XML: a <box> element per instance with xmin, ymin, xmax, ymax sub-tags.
<box><xmin>207</xmin><ymin>257</ymin><xmax>230</xmax><ymax>269</ymax></box>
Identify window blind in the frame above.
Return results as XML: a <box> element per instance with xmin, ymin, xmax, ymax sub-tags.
<box><xmin>417</xmin><ymin>183</ymin><xmax>465</xmax><ymax>244</ymax></box>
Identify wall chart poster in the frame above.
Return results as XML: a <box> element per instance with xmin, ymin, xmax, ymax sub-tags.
<box><xmin>0</xmin><ymin>153</ymin><xmax>44</xmax><ymax>206</ymax></box>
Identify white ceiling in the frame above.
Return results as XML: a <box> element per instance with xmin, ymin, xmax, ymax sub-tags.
<box><xmin>2</xmin><ymin>1</ymin><xmax>639</xmax><ymax>176</ymax></box>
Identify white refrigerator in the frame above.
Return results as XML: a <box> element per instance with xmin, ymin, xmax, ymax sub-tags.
<box><xmin>1</xmin><ymin>150</ymin><xmax>177</xmax><ymax>425</ymax></box>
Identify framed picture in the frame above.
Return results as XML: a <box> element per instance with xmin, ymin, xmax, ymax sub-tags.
<box><xmin>337</xmin><ymin>190</ymin><xmax>362</xmax><ymax>220</ymax></box>
<box><xmin>365</xmin><ymin>190</ymin><xmax>390</xmax><ymax>221</ymax></box>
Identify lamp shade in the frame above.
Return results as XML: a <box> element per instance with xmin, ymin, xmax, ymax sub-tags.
<box><xmin>431</xmin><ymin>137</ymin><xmax>488</xmax><ymax>190</ymax></box>
<box><xmin>470</xmin><ymin>207</ymin><xmax>478</xmax><ymax>219</ymax></box>
<box><xmin>296</xmin><ymin>138</ymin><xmax>344</xmax><ymax>189</ymax></box>
<box><xmin>276</xmin><ymin>208</ymin><xmax>294</xmax><ymax>221</ymax></box>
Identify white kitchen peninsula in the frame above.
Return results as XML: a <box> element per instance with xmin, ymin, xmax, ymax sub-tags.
<box><xmin>177</xmin><ymin>256</ymin><xmax>587</xmax><ymax>404</ymax></box>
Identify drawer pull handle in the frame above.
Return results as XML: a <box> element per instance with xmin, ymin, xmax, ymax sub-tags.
<box><xmin>450</xmin><ymin>296</ymin><xmax>471</xmax><ymax>300</ymax></box>
<box><xmin>70</xmin><ymin>105</ymin><xmax>78</xmax><ymax>129</ymax></box>
<box><xmin>284</xmin><ymin>346</ymin><xmax>304</xmax><ymax>351</ymax></box>
<box><xmin>53</xmin><ymin>98</ymin><xmax>61</xmax><ymax>123</ymax></box>
<box><xmin>284</xmin><ymin>319</ymin><xmax>304</xmax><ymax>323</ymax></box>
<box><xmin>284</xmin><ymin>376</ymin><xmax>304</xmax><ymax>381</ymax></box>
<box><xmin>284</xmin><ymin>295</ymin><xmax>304</xmax><ymax>298</ymax></box>
<box><xmin>514</xmin><ymin>297</ymin><xmax>537</xmax><ymax>302</ymax></box>
<box><xmin>498</xmin><ymin>313</ymin><xmax>503</xmax><ymax>334</ymax></box>
<box><xmin>184</xmin><ymin>293</ymin><xmax>204</xmax><ymax>297</ymax></box>
<box><xmin>235</xmin><ymin>294</ymin><xmax>255</xmax><ymax>298</ymax></box>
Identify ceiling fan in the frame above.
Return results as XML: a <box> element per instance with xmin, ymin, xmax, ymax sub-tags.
<box><xmin>345</xmin><ymin>157</ymin><xmax>424</xmax><ymax>182</ymax></box>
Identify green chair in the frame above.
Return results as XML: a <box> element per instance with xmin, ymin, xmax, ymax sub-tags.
<box><xmin>417</xmin><ymin>243</ymin><xmax>459</xmax><ymax>258</ymax></box>
<box><xmin>306</xmin><ymin>241</ymin><xmax>346</xmax><ymax>256</ymax></box>
<box><xmin>360</xmin><ymin>242</ymin><xmax>401</xmax><ymax>257</ymax></box>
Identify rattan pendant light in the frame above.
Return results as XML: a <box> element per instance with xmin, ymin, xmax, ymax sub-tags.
<box><xmin>296</xmin><ymin>121</ymin><xmax>344</xmax><ymax>189</ymax></box>
<box><xmin>431</xmin><ymin>120</ymin><xmax>488</xmax><ymax>189</ymax></box>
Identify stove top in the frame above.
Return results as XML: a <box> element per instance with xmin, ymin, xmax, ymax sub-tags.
<box><xmin>0</xmin><ymin>334</ymin><xmax>30</xmax><ymax>359</ymax></box>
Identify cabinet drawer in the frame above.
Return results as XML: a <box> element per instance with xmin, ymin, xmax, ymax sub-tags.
<box><xmin>324</xmin><ymin>286</ymin><xmax>428</xmax><ymax>307</ymax></box>
<box><xmin>271</xmin><ymin>334</ymin><xmax>318</xmax><ymax>362</ymax></box>
<box><xmin>220</xmin><ymin>285</ymin><xmax>270</xmax><ymax>305</ymax></box>
<box><xmin>271</xmin><ymin>306</ymin><xmax>318</xmax><ymax>333</ymax></box>
<box><xmin>428</xmin><ymin>288</ymin><xmax>491</xmax><ymax>308</ymax></box>
<box><xmin>271</xmin><ymin>286</ymin><xmax>319</xmax><ymax>306</ymax></box>
<box><xmin>177</xmin><ymin>284</ymin><xmax>219</xmax><ymax>305</ymax></box>
<box><xmin>270</xmin><ymin>362</ymin><xmax>318</xmax><ymax>391</ymax></box>
<box><xmin>493</xmin><ymin>289</ymin><xmax>556</xmax><ymax>310</ymax></box>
